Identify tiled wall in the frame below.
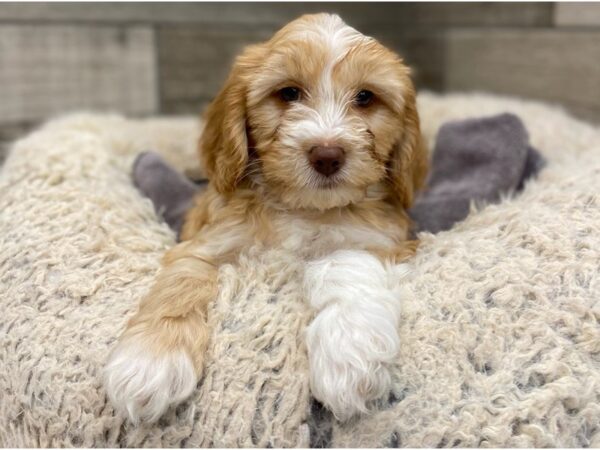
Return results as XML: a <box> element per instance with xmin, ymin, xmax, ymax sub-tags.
<box><xmin>1</xmin><ymin>2</ymin><xmax>599</xmax><ymax>159</ymax></box>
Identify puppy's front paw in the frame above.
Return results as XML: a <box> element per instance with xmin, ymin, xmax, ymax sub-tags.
<box><xmin>306</xmin><ymin>302</ymin><xmax>399</xmax><ymax>421</ymax></box>
<box><xmin>103</xmin><ymin>337</ymin><xmax>197</xmax><ymax>424</ymax></box>
<box><xmin>304</xmin><ymin>250</ymin><xmax>402</xmax><ymax>421</ymax></box>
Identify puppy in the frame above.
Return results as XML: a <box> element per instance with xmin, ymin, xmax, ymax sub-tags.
<box><xmin>104</xmin><ymin>13</ymin><xmax>428</xmax><ymax>423</ymax></box>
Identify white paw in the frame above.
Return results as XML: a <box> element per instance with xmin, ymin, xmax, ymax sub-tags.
<box><xmin>304</xmin><ymin>250</ymin><xmax>402</xmax><ymax>421</ymax></box>
<box><xmin>103</xmin><ymin>337</ymin><xmax>197</xmax><ymax>424</ymax></box>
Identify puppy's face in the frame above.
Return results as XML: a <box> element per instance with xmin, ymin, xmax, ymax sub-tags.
<box><xmin>201</xmin><ymin>14</ymin><xmax>427</xmax><ymax>210</ymax></box>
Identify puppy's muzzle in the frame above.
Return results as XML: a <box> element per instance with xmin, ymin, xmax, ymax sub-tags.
<box><xmin>309</xmin><ymin>145</ymin><xmax>346</xmax><ymax>177</ymax></box>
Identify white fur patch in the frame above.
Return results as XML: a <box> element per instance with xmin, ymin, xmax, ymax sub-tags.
<box><xmin>103</xmin><ymin>337</ymin><xmax>197</xmax><ymax>424</ymax></box>
<box><xmin>304</xmin><ymin>250</ymin><xmax>409</xmax><ymax>421</ymax></box>
<box><xmin>277</xmin><ymin>14</ymin><xmax>366</xmax><ymax>149</ymax></box>
<box><xmin>277</xmin><ymin>216</ymin><xmax>398</xmax><ymax>257</ymax></box>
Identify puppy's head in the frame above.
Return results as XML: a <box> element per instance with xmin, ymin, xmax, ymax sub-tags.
<box><xmin>200</xmin><ymin>13</ymin><xmax>427</xmax><ymax>210</ymax></box>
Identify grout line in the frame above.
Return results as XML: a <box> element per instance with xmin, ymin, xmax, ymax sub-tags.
<box><xmin>151</xmin><ymin>24</ymin><xmax>162</xmax><ymax>115</ymax></box>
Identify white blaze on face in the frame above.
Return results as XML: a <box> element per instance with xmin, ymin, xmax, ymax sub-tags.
<box><xmin>317</xmin><ymin>16</ymin><xmax>363</xmax><ymax>134</ymax></box>
<box><xmin>286</xmin><ymin>15</ymin><xmax>366</xmax><ymax>146</ymax></box>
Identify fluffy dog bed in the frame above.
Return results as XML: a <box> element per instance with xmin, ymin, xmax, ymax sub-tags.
<box><xmin>1</xmin><ymin>93</ymin><xmax>599</xmax><ymax>447</ymax></box>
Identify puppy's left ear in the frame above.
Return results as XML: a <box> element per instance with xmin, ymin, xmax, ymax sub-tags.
<box><xmin>199</xmin><ymin>48</ymin><xmax>257</xmax><ymax>194</ymax></box>
<box><xmin>388</xmin><ymin>87</ymin><xmax>428</xmax><ymax>209</ymax></box>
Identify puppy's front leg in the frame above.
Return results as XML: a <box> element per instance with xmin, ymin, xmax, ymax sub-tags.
<box><xmin>304</xmin><ymin>250</ymin><xmax>409</xmax><ymax>421</ymax></box>
<box><xmin>104</xmin><ymin>240</ymin><xmax>220</xmax><ymax>423</ymax></box>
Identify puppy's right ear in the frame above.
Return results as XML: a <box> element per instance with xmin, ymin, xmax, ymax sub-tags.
<box><xmin>199</xmin><ymin>48</ymin><xmax>258</xmax><ymax>194</ymax></box>
<box><xmin>387</xmin><ymin>84</ymin><xmax>428</xmax><ymax>209</ymax></box>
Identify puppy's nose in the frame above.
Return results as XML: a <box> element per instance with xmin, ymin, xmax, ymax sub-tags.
<box><xmin>309</xmin><ymin>146</ymin><xmax>345</xmax><ymax>176</ymax></box>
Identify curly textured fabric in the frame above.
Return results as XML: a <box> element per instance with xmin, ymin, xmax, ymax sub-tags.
<box><xmin>0</xmin><ymin>93</ymin><xmax>599</xmax><ymax>447</ymax></box>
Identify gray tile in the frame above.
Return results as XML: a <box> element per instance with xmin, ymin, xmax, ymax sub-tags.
<box><xmin>157</xmin><ymin>25</ymin><xmax>274</xmax><ymax>112</ymax></box>
<box><xmin>445</xmin><ymin>29</ymin><xmax>600</xmax><ymax>124</ymax></box>
<box><xmin>0</xmin><ymin>3</ymin><xmax>554</xmax><ymax>27</ymax></box>
<box><xmin>0</xmin><ymin>24</ymin><xmax>158</xmax><ymax>123</ymax></box>
<box><xmin>555</xmin><ymin>2</ymin><xmax>600</xmax><ymax>26</ymax></box>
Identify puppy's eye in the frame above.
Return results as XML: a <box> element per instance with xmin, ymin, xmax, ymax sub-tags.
<box><xmin>279</xmin><ymin>87</ymin><xmax>301</xmax><ymax>102</ymax></box>
<box><xmin>355</xmin><ymin>90</ymin><xmax>374</xmax><ymax>107</ymax></box>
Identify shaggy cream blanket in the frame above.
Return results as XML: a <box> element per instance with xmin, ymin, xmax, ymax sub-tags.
<box><xmin>1</xmin><ymin>93</ymin><xmax>599</xmax><ymax>448</ymax></box>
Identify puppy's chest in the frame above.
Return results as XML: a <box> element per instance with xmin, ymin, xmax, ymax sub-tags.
<box><xmin>270</xmin><ymin>214</ymin><xmax>403</xmax><ymax>258</ymax></box>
